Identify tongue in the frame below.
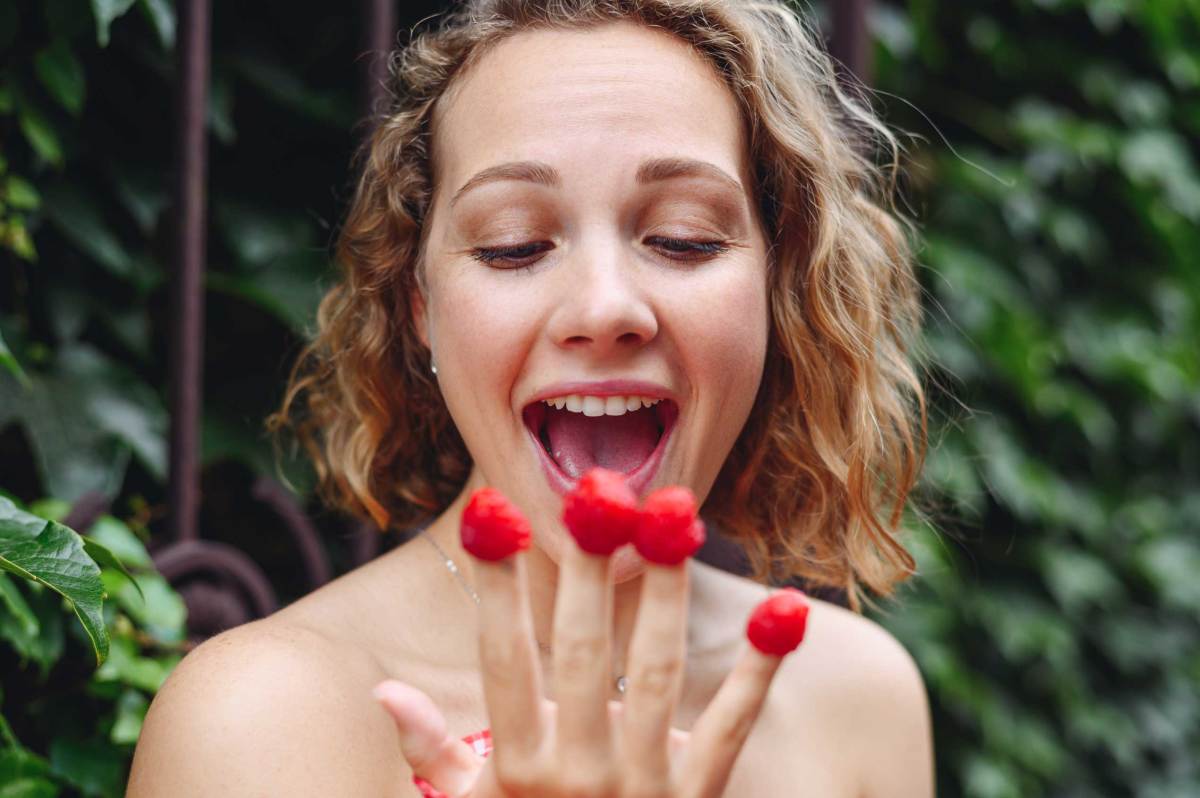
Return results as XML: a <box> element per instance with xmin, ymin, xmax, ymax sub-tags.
<box><xmin>544</xmin><ymin>407</ymin><xmax>661</xmax><ymax>478</ymax></box>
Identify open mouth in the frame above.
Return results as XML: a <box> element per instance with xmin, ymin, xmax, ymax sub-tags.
<box><xmin>522</xmin><ymin>396</ymin><xmax>679</xmax><ymax>496</ymax></box>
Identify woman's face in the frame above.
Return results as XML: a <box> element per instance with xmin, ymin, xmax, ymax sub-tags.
<box><xmin>419</xmin><ymin>21</ymin><xmax>770</xmax><ymax>578</ymax></box>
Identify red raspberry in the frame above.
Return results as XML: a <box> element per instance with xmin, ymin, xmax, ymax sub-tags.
<box><xmin>561</xmin><ymin>468</ymin><xmax>640</xmax><ymax>556</ymax></box>
<box><xmin>746</xmin><ymin>588</ymin><xmax>810</xmax><ymax>656</ymax></box>
<box><xmin>635</xmin><ymin>486</ymin><xmax>705</xmax><ymax>565</ymax></box>
<box><xmin>460</xmin><ymin>488</ymin><xmax>531</xmax><ymax>561</ymax></box>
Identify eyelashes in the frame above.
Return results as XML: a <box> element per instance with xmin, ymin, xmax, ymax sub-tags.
<box><xmin>469</xmin><ymin>237</ymin><xmax>732</xmax><ymax>269</ymax></box>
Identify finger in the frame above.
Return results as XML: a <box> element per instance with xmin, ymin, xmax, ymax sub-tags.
<box><xmin>472</xmin><ymin>551</ymin><xmax>546</xmax><ymax>762</ymax></box>
<box><xmin>607</xmin><ymin>700</ymin><xmax>690</xmax><ymax>759</ymax></box>
<box><xmin>552</xmin><ymin>541</ymin><xmax>615</xmax><ymax>767</ymax></box>
<box><xmin>460</xmin><ymin>488</ymin><xmax>545</xmax><ymax>767</ymax></box>
<box><xmin>675</xmin><ymin>647</ymin><xmax>784</xmax><ymax>798</ymax></box>
<box><xmin>618</xmin><ymin>561</ymin><xmax>690</xmax><ymax>792</ymax></box>
<box><xmin>372</xmin><ymin>680</ymin><xmax>482</xmax><ymax>796</ymax></box>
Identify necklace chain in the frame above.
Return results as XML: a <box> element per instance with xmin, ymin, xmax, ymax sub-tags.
<box><xmin>420</xmin><ymin>529</ymin><xmax>628</xmax><ymax>695</ymax></box>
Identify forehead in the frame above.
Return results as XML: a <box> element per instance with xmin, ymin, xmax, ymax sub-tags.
<box><xmin>431</xmin><ymin>20</ymin><xmax>750</xmax><ymax>195</ymax></box>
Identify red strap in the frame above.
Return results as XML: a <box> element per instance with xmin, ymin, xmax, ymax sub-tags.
<box><xmin>412</xmin><ymin>730</ymin><xmax>493</xmax><ymax>797</ymax></box>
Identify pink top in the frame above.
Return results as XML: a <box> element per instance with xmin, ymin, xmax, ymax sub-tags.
<box><xmin>412</xmin><ymin>729</ymin><xmax>494</xmax><ymax>797</ymax></box>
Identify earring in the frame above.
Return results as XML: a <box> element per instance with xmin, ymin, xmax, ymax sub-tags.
<box><xmin>431</xmin><ymin>362</ymin><xmax>438</xmax><ymax>375</ymax></box>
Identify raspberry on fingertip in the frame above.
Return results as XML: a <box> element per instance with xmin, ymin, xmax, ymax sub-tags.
<box><xmin>634</xmin><ymin>485</ymin><xmax>705</xmax><ymax>565</ymax></box>
<box><xmin>746</xmin><ymin>588</ymin><xmax>810</xmax><ymax>656</ymax></box>
<box><xmin>562</xmin><ymin>468</ymin><xmax>641</xmax><ymax>555</ymax></box>
<box><xmin>461</xmin><ymin>488</ymin><xmax>532</xmax><ymax>561</ymax></box>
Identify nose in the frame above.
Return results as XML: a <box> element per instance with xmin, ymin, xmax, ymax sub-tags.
<box><xmin>545</xmin><ymin>237</ymin><xmax>658</xmax><ymax>355</ymax></box>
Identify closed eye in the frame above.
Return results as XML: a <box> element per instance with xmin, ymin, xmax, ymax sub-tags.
<box><xmin>470</xmin><ymin>237</ymin><xmax>731</xmax><ymax>268</ymax></box>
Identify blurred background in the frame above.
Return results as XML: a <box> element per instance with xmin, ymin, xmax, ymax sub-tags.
<box><xmin>0</xmin><ymin>0</ymin><xmax>1197</xmax><ymax>795</ymax></box>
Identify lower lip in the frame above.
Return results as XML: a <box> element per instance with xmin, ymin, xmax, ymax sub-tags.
<box><xmin>524</xmin><ymin>404</ymin><xmax>678</xmax><ymax>497</ymax></box>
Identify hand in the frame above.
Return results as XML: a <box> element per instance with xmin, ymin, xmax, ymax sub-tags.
<box><xmin>373</xmin><ymin>475</ymin><xmax>807</xmax><ymax>797</ymax></box>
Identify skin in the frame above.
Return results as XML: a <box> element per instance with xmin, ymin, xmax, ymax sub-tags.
<box><xmin>125</xmin><ymin>21</ymin><xmax>935</xmax><ymax>798</ymax></box>
<box><xmin>413</xmin><ymin>18</ymin><xmax>770</xmax><ymax>677</ymax></box>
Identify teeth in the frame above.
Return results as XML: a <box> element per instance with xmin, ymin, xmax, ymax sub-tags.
<box><xmin>542</xmin><ymin>393</ymin><xmax>664</xmax><ymax>416</ymax></box>
<box><xmin>604</xmin><ymin>396</ymin><xmax>627</xmax><ymax>416</ymax></box>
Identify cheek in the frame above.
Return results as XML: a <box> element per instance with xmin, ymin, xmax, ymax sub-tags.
<box><xmin>429</xmin><ymin>273</ymin><xmax>542</xmax><ymax>433</ymax></box>
<box><xmin>680</xmin><ymin>261</ymin><xmax>769</xmax><ymax>387</ymax></box>
<box><xmin>666</xmin><ymin>259</ymin><xmax>769</xmax><ymax>488</ymax></box>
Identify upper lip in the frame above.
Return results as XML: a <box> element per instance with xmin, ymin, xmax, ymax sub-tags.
<box><xmin>523</xmin><ymin>379</ymin><xmax>678</xmax><ymax>408</ymax></box>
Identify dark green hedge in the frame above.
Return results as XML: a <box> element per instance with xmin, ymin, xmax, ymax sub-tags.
<box><xmin>0</xmin><ymin>1</ymin><xmax>1196</xmax><ymax>796</ymax></box>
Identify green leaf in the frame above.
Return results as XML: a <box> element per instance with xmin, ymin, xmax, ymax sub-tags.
<box><xmin>34</xmin><ymin>40</ymin><xmax>85</xmax><ymax>117</ymax></box>
<box><xmin>0</xmin><ymin>345</ymin><xmax>166</xmax><ymax>500</ymax></box>
<box><xmin>89</xmin><ymin>0</ymin><xmax>138</xmax><ymax>47</ymax></box>
<box><xmin>0</xmin><ymin>581</ymin><xmax>64</xmax><ymax>675</ymax></box>
<box><xmin>230</xmin><ymin>54</ymin><xmax>356</xmax><ymax>128</ymax></box>
<box><xmin>94</xmin><ymin>634</ymin><xmax>178</xmax><ymax>692</ymax></box>
<box><xmin>102</xmin><ymin>570</ymin><xmax>185</xmax><ymax>644</ymax></box>
<box><xmin>4</xmin><ymin>176</ymin><xmax>40</xmax><ymax>211</ymax></box>
<box><xmin>139</xmin><ymin>0</ymin><xmax>174</xmax><ymax>50</ymax></box>
<box><xmin>0</xmin><ymin>573</ymin><xmax>39</xmax><ymax>638</ymax></box>
<box><xmin>16</xmin><ymin>103</ymin><xmax>63</xmax><ymax>168</ymax></box>
<box><xmin>109</xmin><ymin>689</ymin><xmax>148</xmax><ymax>745</ymax></box>
<box><xmin>1</xmin><ymin>217</ymin><xmax>38</xmax><ymax>261</ymax></box>
<box><xmin>84</xmin><ymin>517</ymin><xmax>150</xmax><ymax>569</ymax></box>
<box><xmin>0</xmin><ymin>778</ymin><xmax>59</xmax><ymax>798</ymax></box>
<box><xmin>0</xmin><ymin>746</ymin><xmax>55</xmax><ymax>797</ymax></box>
<box><xmin>108</xmin><ymin>164</ymin><xmax>166</xmax><ymax>234</ymax></box>
<box><xmin>41</xmin><ymin>184</ymin><xmax>135</xmax><ymax>279</ymax></box>
<box><xmin>0</xmin><ymin>497</ymin><xmax>108</xmax><ymax>666</ymax></box>
<box><xmin>48</xmin><ymin>737</ymin><xmax>123</xmax><ymax>797</ymax></box>
<box><xmin>0</xmin><ymin>330</ymin><xmax>29</xmax><ymax>387</ymax></box>
<box><xmin>80</xmin><ymin>537</ymin><xmax>142</xmax><ymax>603</ymax></box>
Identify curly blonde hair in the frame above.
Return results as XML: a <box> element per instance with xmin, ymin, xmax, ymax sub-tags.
<box><xmin>268</xmin><ymin>0</ymin><xmax>926</xmax><ymax>613</ymax></box>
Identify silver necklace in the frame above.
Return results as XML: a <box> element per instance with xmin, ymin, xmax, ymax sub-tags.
<box><xmin>421</xmin><ymin>530</ymin><xmax>628</xmax><ymax>695</ymax></box>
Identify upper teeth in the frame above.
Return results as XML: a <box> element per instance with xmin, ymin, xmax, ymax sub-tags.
<box><xmin>542</xmin><ymin>394</ymin><xmax>662</xmax><ymax>417</ymax></box>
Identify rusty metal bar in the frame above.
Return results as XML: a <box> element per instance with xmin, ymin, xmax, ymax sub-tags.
<box><xmin>63</xmin><ymin>491</ymin><xmax>111</xmax><ymax>534</ymax></box>
<box><xmin>154</xmin><ymin>539</ymin><xmax>279</xmax><ymax>622</ymax></box>
<box><xmin>830</xmin><ymin>0</ymin><xmax>873</xmax><ymax>85</ymax></box>
<box><xmin>167</xmin><ymin>0</ymin><xmax>211</xmax><ymax>544</ymax></box>
<box><xmin>365</xmin><ymin>0</ymin><xmax>397</xmax><ymax>120</ymax></box>
<box><xmin>251</xmin><ymin>475</ymin><xmax>333</xmax><ymax>588</ymax></box>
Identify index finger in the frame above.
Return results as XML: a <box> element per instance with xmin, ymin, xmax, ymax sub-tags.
<box><xmin>460</xmin><ymin>488</ymin><xmax>546</xmax><ymax>765</ymax></box>
<box><xmin>677</xmin><ymin>589</ymin><xmax>810</xmax><ymax>798</ymax></box>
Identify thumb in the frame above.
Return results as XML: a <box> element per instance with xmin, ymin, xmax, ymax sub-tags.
<box><xmin>372</xmin><ymin>680</ymin><xmax>484</xmax><ymax>797</ymax></box>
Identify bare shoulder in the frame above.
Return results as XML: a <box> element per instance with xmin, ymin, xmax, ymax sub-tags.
<box><xmin>776</xmin><ymin>593</ymin><xmax>935</xmax><ymax>798</ymax></box>
<box><xmin>126</xmin><ymin>617</ymin><xmax>406</xmax><ymax>797</ymax></box>
<box><xmin>691</xmin><ymin>563</ymin><xmax>935</xmax><ymax>798</ymax></box>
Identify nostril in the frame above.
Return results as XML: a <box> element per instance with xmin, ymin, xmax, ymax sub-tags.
<box><xmin>617</xmin><ymin>332</ymin><xmax>643</xmax><ymax>346</ymax></box>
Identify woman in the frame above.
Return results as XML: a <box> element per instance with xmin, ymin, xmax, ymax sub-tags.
<box><xmin>128</xmin><ymin>1</ymin><xmax>934</xmax><ymax>795</ymax></box>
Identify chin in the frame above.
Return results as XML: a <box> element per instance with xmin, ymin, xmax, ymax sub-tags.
<box><xmin>532</xmin><ymin>527</ymin><xmax>647</xmax><ymax>584</ymax></box>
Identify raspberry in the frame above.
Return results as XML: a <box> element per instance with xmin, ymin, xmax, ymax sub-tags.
<box><xmin>746</xmin><ymin>588</ymin><xmax>810</xmax><ymax>656</ymax></box>
<box><xmin>561</xmin><ymin>468</ymin><xmax>640</xmax><ymax>555</ymax></box>
<box><xmin>460</xmin><ymin>488</ymin><xmax>532</xmax><ymax>561</ymax></box>
<box><xmin>635</xmin><ymin>486</ymin><xmax>705</xmax><ymax>565</ymax></box>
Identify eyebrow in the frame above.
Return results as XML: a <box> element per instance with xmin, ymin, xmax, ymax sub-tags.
<box><xmin>448</xmin><ymin>157</ymin><xmax>745</xmax><ymax>208</ymax></box>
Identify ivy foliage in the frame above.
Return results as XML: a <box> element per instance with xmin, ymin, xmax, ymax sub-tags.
<box><xmin>1</xmin><ymin>0</ymin><xmax>1197</xmax><ymax>796</ymax></box>
<box><xmin>865</xmin><ymin>1</ymin><xmax>1200</xmax><ymax>796</ymax></box>
<box><xmin>0</xmin><ymin>496</ymin><xmax>186</xmax><ymax>798</ymax></box>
